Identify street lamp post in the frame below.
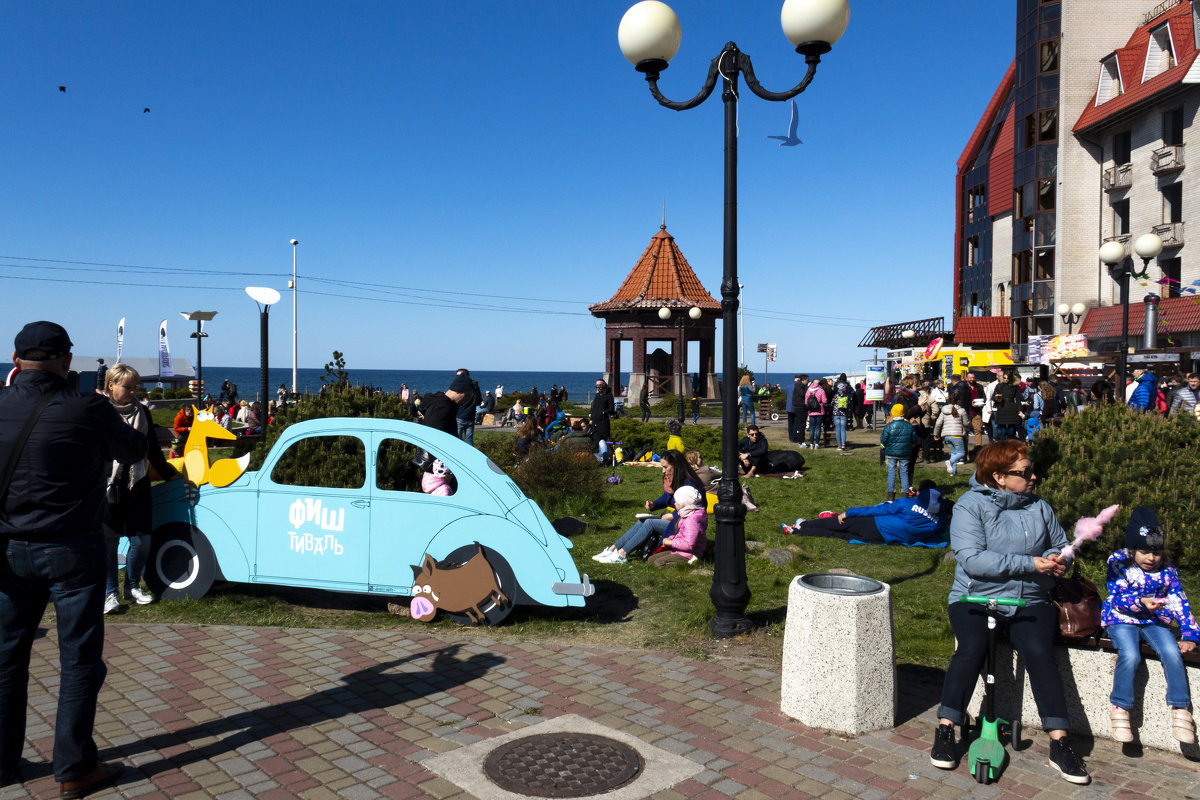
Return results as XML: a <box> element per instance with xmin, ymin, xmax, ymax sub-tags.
<box><xmin>246</xmin><ymin>287</ymin><xmax>281</xmax><ymax>413</ymax></box>
<box><xmin>620</xmin><ymin>0</ymin><xmax>849</xmax><ymax>637</ymax></box>
<box><xmin>180</xmin><ymin>310</ymin><xmax>218</xmax><ymax>400</ymax></box>
<box><xmin>1057</xmin><ymin>302</ymin><xmax>1087</xmax><ymax>334</ymax></box>
<box><xmin>660</xmin><ymin>305</ymin><xmax>702</xmax><ymax>423</ymax></box>
<box><xmin>290</xmin><ymin>239</ymin><xmax>299</xmax><ymax>395</ymax></box>
<box><xmin>1100</xmin><ymin>234</ymin><xmax>1161</xmax><ymax>401</ymax></box>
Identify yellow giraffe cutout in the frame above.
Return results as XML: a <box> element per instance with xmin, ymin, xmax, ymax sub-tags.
<box><xmin>167</xmin><ymin>406</ymin><xmax>250</xmax><ymax>488</ymax></box>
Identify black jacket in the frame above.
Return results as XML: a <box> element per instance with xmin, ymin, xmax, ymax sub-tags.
<box><xmin>419</xmin><ymin>391</ymin><xmax>459</xmax><ymax>438</ymax></box>
<box><xmin>590</xmin><ymin>391</ymin><xmax>614</xmax><ymax>442</ymax></box>
<box><xmin>0</xmin><ymin>370</ymin><xmax>146</xmax><ymax>539</ymax></box>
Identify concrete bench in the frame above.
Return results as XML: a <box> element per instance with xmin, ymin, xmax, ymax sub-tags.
<box><xmin>967</xmin><ymin>636</ymin><xmax>1200</xmax><ymax>753</ymax></box>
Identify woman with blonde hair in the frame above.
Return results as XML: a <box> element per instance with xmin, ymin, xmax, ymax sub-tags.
<box><xmin>738</xmin><ymin>374</ymin><xmax>755</xmax><ymax>424</ymax></box>
<box><xmin>102</xmin><ymin>363</ymin><xmax>179</xmax><ymax>612</ymax></box>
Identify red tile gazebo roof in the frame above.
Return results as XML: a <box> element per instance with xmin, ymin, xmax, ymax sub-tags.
<box><xmin>589</xmin><ymin>225</ymin><xmax>720</xmax><ymax>316</ymax></box>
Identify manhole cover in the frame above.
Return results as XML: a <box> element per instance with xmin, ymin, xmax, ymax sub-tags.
<box><xmin>483</xmin><ymin>732</ymin><xmax>643</xmax><ymax>797</ymax></box>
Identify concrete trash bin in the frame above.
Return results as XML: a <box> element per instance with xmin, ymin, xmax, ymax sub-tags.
<box><xmin>781</xmin><ymin>572</ymin><xmax>895</xmax><ymax>735</ymax></box>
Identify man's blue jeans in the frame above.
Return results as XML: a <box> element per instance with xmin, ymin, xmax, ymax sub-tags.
<box><xmin>0</xmin><ymin>534</ymin><xmax>107</xmax><ymax>782</ymax></box>
<box><xmin>457</xmin><ymin>418</ymin><xmax>474</xmax><ymax>447</ymax></box>
<box><xmin>886</xmin><ymin>456</ymin><xmax>909</xmax><ymax>494</ymax></box>
<box><xmin>1108</xmin><ymin>623</ymin><xmax>1192</xmax><ymax>710</ymax></box>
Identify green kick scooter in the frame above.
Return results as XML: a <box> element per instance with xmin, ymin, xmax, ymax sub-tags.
<box><xmin>960</xmin><ymin>595</ymin><xmax>1026</xmax><ymax>784</ymax></box>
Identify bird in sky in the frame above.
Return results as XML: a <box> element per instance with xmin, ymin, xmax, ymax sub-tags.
<box><xmin>58</xmin><ymin>85</ymin><xmax>66</xmax><ymax>92</ymax></box>
<box><xmin>767</xmin><ymin>99</ymin><xmax>802</xmax><ymax>147</ymax></box>
<box><xmin>143</xmin><ymin>108</ymin><xmax>150</xmax><ymax>113</ymax></box>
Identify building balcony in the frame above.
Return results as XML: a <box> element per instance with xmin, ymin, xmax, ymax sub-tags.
<box><xmin>1151</xmin><ymin>144</ymin><xmax>1184</xmax><ymax>174</ymax></box>
<box><xmin>1102</xmin><ymin>162</ymin><xmax>1132</xmax><ymax>191</ymax></box>
<box><xmin>1152</xmin><ymin>221</ymin><xmax>1184</xmax><ymax>247</ymax></box>
<box><xmin>1103</xmin><ymin>233</ymin><xmax>1132</xmax><ymax>245</ymax></box>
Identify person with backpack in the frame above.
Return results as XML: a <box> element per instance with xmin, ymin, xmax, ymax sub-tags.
<box><xmin>832</xmin><ymin>376</ymin><xmax>852</xmax><ymax>451</ymax></box>
<box><xmin>804</xmin><ymin>378</ymin><xmax>828</xmax><ymax>449</ymax></box>
<box><xmin>452</xmin><ymin>368</ymin><xmax>481</xmax><ymax>446</ymax></box>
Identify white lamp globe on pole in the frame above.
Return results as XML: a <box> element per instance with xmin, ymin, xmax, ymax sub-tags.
<box><xmin>781</xmin><ymin>0</ymin><xmax>850</xmax><ymax>51</ymax></box>
<box><xmin>619</xmin><ymin>1</ymin><xmax>682</xmax><ymax>67</ymax></box>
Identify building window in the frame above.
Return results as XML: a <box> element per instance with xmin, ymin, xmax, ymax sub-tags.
<box><xmin>1039</xmin><ymin>110</ymin><xmax>1057</xmax><ymax>142</ymax></box>
<box><xmin>1014</xmin><ymin>250</ymin><xmax>1032</xmax><ymax>285</ymax></box>
<box><xmin>1035</xmin><ymin>248</ymin><xmax>1054</xmax><ymax>281</ymax></box>
<box><xmin>1037</xmin><ymin>178</ymin><xmax>1055</xmax><ymax>211</ymax></box>
<box><xmin>1113</xmin><ymin>130</ymin><xmax>1132</xmax><ymax>165</ymax></box>
<box><xmin>967</xmin><ymin>236</ymin><xmax>980</xmax><ymax>266</ymax></box>
<box><xmin>1112</xmin><ymin>199</ymin><xmax>1130</xmax><ymax>236</ymax></box>
<box><xmin>1162</xmin><ymin>181</ymin><xmax>1183</xmax><ymax>223</ymax></box>
<box><xmin>1098</xmin><ymin>57</ymin><xmax>1122</xmax><ymax>105</ymax></box>
<box><xmin>1163</xmin><ymin>107</ymin><xmax>1184</xmax><ymax>145</ymax></box>
<box><xmin>1039</xmin><ymin>40</ymin><xmax>1059</xmax><ymax>73</ymax></box>
<box><xmin>1161</xmin><ymin>257</ymin><xmax>1181</xmax><ymax>298</ymax></box>
<box><xmin>1144</xmin><ymin>24</ymin><xmax>1176</xmax><ymax>81</ymax></box>
<box><xmin>1023</xmin><ymin>115</ymin><xmax>1037</xmax><ymax>150</ymax></box>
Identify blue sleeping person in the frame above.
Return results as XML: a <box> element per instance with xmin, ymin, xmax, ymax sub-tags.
<box><xmin>781</xmin><ymin>480</ymin><xmax>949</xmax><ymax>548</ymax></box>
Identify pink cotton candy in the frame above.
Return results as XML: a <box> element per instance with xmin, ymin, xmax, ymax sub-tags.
<box><xmin>1060</xmin><ymin>504</ymin><xmax>1120</xmax><ymax>560</ymax></box>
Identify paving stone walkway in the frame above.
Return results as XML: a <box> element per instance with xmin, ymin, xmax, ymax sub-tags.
<box><xmin>3</xmin><ymin>623</ymin><xmax>1197</xmax><ymax>799</ymax></box>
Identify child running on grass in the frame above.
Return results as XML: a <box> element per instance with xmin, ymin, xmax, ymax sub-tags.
<box><xmin>1102</xmin><ymin>506</ymin><xmax>1198</xmax><ymax>745</ymax></box>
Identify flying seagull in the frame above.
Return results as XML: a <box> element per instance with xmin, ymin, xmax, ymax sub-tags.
<box><xmin>58</xmin><ymin>86</ymin><xmax>66</xmax><ymax>92</ymax></box>
<box><xmin>767</xmin><ymin>99</ymin><xmax>802</xmax><ymax>147</ymax></box>
<box><xmin>143</xmin><ymin>108</ymin><xmax>150</xmax><ymax>113</ymax></box>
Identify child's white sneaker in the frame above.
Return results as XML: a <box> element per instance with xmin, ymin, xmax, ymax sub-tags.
<box><xmin>1172</xmin><ymin>708</ymin><xmax>1196</xmax><ymax>744</ymax></box>
<box><xmin>1109</xmin><ymin>706</ymin><xmax>1133</xmax><ymax>743</ymax></box>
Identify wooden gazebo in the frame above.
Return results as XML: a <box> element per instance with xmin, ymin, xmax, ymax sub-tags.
<box><xmin>589</xmin><ymin>224</ymin><xmax>720</xmax><ymax>400</ymax></box>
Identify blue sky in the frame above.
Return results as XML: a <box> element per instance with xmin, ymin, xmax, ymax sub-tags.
<box><xmin>1</xmin><ymin>2</ymin><xmax>1015</xmax><ymax>376</ymax></box>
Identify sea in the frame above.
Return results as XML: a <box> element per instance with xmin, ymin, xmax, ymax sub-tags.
<box><xmin>166</xmin><ymin>367</ymin><xmax>853</xmax><ymax>402</ymax></box>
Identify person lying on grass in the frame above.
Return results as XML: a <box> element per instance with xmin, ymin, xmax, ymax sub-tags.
<box><xmin>780</xmin><ymin>479</ymin><xmax>947</xmax><ymax>547</ymax></box>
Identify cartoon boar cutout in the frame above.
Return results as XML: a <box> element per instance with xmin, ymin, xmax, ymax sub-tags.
<box><xmin>409</xmin><ymin>543</ymin><xmax>510</xmax><ymax>624</ymax></box>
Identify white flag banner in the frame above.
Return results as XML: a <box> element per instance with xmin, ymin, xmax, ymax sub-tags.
<box><xmin>158</xmin><ymin>320</ymin><xmax>174</xmax><ymax>378</ymax></box>
<box><xmin>116</xmin><ymin>317</ymin><xmax>125</xmax><ymax>363</ymax></box>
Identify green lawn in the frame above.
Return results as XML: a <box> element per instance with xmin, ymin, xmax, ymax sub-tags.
<box><xmin>111</xmin><ymin>424</ymin><xmax>972</xmax><ymax>670</ymax></box>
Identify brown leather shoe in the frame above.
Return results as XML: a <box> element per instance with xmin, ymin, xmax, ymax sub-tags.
<box><xmin>59</xmin><ymin>762</ymin><xmax>123</xmax><ymax>799</ymax></box>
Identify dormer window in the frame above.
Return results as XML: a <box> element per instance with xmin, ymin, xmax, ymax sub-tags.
<box><xmin>1143</xmin><ymin>24</ymin><xmax>1176</xmax><ymax>81</ymax></box>
<box><xmin>1097</xmin><ymin>56</ymin><xmax>1122</xmax><ymax>105</ymax></box>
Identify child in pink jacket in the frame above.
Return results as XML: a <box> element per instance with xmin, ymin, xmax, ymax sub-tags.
<box><xmin>649</xmin><ymin>485</ymin><xmax>707</xmax><ymax>567</ymax></box>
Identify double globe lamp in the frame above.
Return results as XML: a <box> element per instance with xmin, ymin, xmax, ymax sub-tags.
<box><xmin>1099</xmin><ymin>232</ymin><xmax>1163</xmax><ymax>399</ymax></box>
<box><xmin>619</xmin><ymin>0</ymin><xmax>849</xmax><ymax>637</ymax></box>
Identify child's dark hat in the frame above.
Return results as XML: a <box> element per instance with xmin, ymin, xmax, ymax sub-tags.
<box><xmin>1125</xmin><ymin>506</ymin><xmax>1165</xmax><ymax>551</ymax></box>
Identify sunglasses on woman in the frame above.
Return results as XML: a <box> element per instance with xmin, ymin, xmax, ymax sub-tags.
<box><xmin>1004</xmin><ymin>467</ymin><xmax>1035</xmax><ymax>479</ymax></box>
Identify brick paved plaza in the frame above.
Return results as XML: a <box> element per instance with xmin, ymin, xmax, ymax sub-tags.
<box><xmin>2</xmin><ymin>622</ymin><xmax>1197</xmax><ymax>799</ymax></box>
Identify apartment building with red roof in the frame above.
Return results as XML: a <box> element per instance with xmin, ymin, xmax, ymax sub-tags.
<box><xmin>953</xmin><ymin>0</ymin><xmax>1200</xmax><ymax>369</ymax></box>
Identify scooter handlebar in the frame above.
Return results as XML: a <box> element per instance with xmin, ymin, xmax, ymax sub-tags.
<box><xmin>959</xmin><ymin>595</ymin><xmax>1027</xmax><ymax>607</ymax></box>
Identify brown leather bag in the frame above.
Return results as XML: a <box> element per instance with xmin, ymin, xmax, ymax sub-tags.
<box><xmin>1050</xmin><ymin>565</ymin><xmax>1103</xmax><ymax>639</ymax></box>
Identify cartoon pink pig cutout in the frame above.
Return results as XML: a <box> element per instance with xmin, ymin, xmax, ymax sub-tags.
<box><xmin>410</xmin><ymin>543</ymin><xmax>510</xmax><ymax>624</ymax></box>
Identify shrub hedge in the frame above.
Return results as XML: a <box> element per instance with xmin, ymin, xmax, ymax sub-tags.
<box><xmin>1030</xmin><ymin>404</ymin><xmax>1200</xmax><ymax>570</ymax></box>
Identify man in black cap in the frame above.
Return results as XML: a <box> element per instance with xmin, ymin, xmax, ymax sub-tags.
<box><xmin>0</xmin><ymin>321</ymin><xmax>146</xmax><ymax>796</ymax></box>
<box><xmin>419</xmin><ymin>370</ymin><xmax>473</xmax><ymax>440</ymax></box>
<box><xmin>451</xmin><ymin>369</ymin><xmax>480</xmax><ymax>446</ymax></box>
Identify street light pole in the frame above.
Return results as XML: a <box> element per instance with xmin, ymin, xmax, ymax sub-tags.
<box><xmin>621</xmin><ymin>0</ymin><xmax>849</xmax><ymax>637</ymax></box>
<box><xmin>660</xmin><ymin>305</ymin><xmax>702</xmax><ymax>423</ymax></box>
<box><xmin>180</xmin><ymin>310</ymin><xmax>218</xmax><ymax>400</ymax></box>
<box><xmin>290</xmin><ymin>239</ymin><xmax>299</xmax><ymax>395</ymax></box>
<box><xmin>246</xmin><ymin>287</ymin><xmax>282</xmax><ymax>415</ymax></box>
<box><xmin>1057</xmin><ymin>302</ymin><xmax>1086</xmax><ymax>334</ymax></box>
<box><xmin>1101</xmin><ymin>234</ymin><xmax>1161</xmax><ymax>401</ymax></box>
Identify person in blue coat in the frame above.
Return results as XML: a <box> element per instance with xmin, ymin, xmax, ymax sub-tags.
<box><xmin>782</xmin><ymin>481</ymin><xmax>946</xmax><ymax>546</ymax></box>
<box><xmin>1127</xmin><ymin>367</ymin><xmax>1158</xmax><ymax>411</ymax></box>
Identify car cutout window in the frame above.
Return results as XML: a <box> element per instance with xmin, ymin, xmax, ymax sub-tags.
<box><xmin>376</xmin><ymin>437</ymin><xmax>456</xmax><ymax>496</ymax></box>
<box><xmin>270</xmin><ymin>435</ymin><xmax>366</xmax><ymax>489</ymax></box>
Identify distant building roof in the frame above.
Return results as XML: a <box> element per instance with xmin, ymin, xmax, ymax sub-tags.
<box><xmin>953</xmin><ymin>316</ymin><xmax>1011</xmax><ymax>346</ymax></box>
<box><xmin>1077</xmin><ymin>295</ymin><xmax>1200</xmax><ymax>339</ymax></box>
<box><xmin>589</xmin><ymin>225</ymin><xmax>720</xmax><ymax>316</ymax></box>
<box><xmin>1074</xmin><ymin>2</ymin><xmax>1200</xmax><ymax>135</ymax></box>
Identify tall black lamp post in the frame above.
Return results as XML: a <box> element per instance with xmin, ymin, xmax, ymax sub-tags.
<box><xmin>180</xmin><ymin>310</ymin><xmax>218</xmax><ymax>400</ymax></box>
<box><xmin>1099</xmin><ymin>233</ymin><xmax>1161</xmax><ymax>400</ymax></box>
<box><xmin>246</xmin><ymin>287</ymin><xmax>281</xmax><ymax>409</ymax></box>
<box><xmin>659</xmin><ymin>305</ymin><xmax>701</xmax><ymax>423</ymax></box>
<box><xmin>619</xmin><ymin>0</ymin><xmax>849</xmax><ymax>637</ymax></box>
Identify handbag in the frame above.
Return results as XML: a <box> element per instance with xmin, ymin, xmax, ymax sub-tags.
<box><xmin>1050</xmin><ymin>564</ymin><xmax>1102</xmax><ymax>639</ymax></box>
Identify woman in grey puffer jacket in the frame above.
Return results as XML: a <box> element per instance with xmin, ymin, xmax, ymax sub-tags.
<box><xmin>929</xmin><ymin>440</ymin><xmax>1090</xmax><ymax>785</ymax></box>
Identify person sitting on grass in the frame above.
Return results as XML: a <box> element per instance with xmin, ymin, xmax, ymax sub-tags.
<box><xmin>592</xmin><ymin>450</ymin><xmax>702</xmax><ymax>564</ymax></box>
<box><xmin>647</xmin><ymin>485</ymin><xmax>707</xmax><ymax>567</ymax></box>
<box><xmin>781</xmin><ymin>480</ymin><xmax>946</xmax><ymax>547</ymax></box>
<box><xmin>737</xmin><ymin>424</ymin><xmax>768</xmax><ymax>478</ymax></box>
<box><xmin>666</xmin><ymin>418</ymin><xmax>685</xmax><ymax>453</ymax></box>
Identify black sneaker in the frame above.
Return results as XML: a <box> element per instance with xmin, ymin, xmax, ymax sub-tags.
<box><xmin>930</xmin><ymin>723</ymin><xmax>957</xmax><ymax>769</ymax></box>
<box><xmin>1048</xmin><ymin>736</ymin><xmax>1090</xmax><ymax>784</ymax></box>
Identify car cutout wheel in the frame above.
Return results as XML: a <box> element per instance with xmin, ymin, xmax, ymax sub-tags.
<box><xmin>435</xmin><ymin>544</ymin><xmax>517</xmax><ymax>626</ymax></box>
<box><xmin>147</xmin><ymin>526</ymin><xmax>217</xmax><ymax>600</ymax></box>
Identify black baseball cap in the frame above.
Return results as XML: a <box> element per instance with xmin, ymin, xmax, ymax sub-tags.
<box><xmin>14</xmin><ymin>321</ymin><xmax>73</xmax><ymax>360</ymax></box>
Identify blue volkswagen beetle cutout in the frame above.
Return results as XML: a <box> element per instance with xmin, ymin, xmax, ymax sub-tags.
<box><xmin>150</xmin><ymin>418</ymin><xmax>594</xmax><ymax>625</ymax></box>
